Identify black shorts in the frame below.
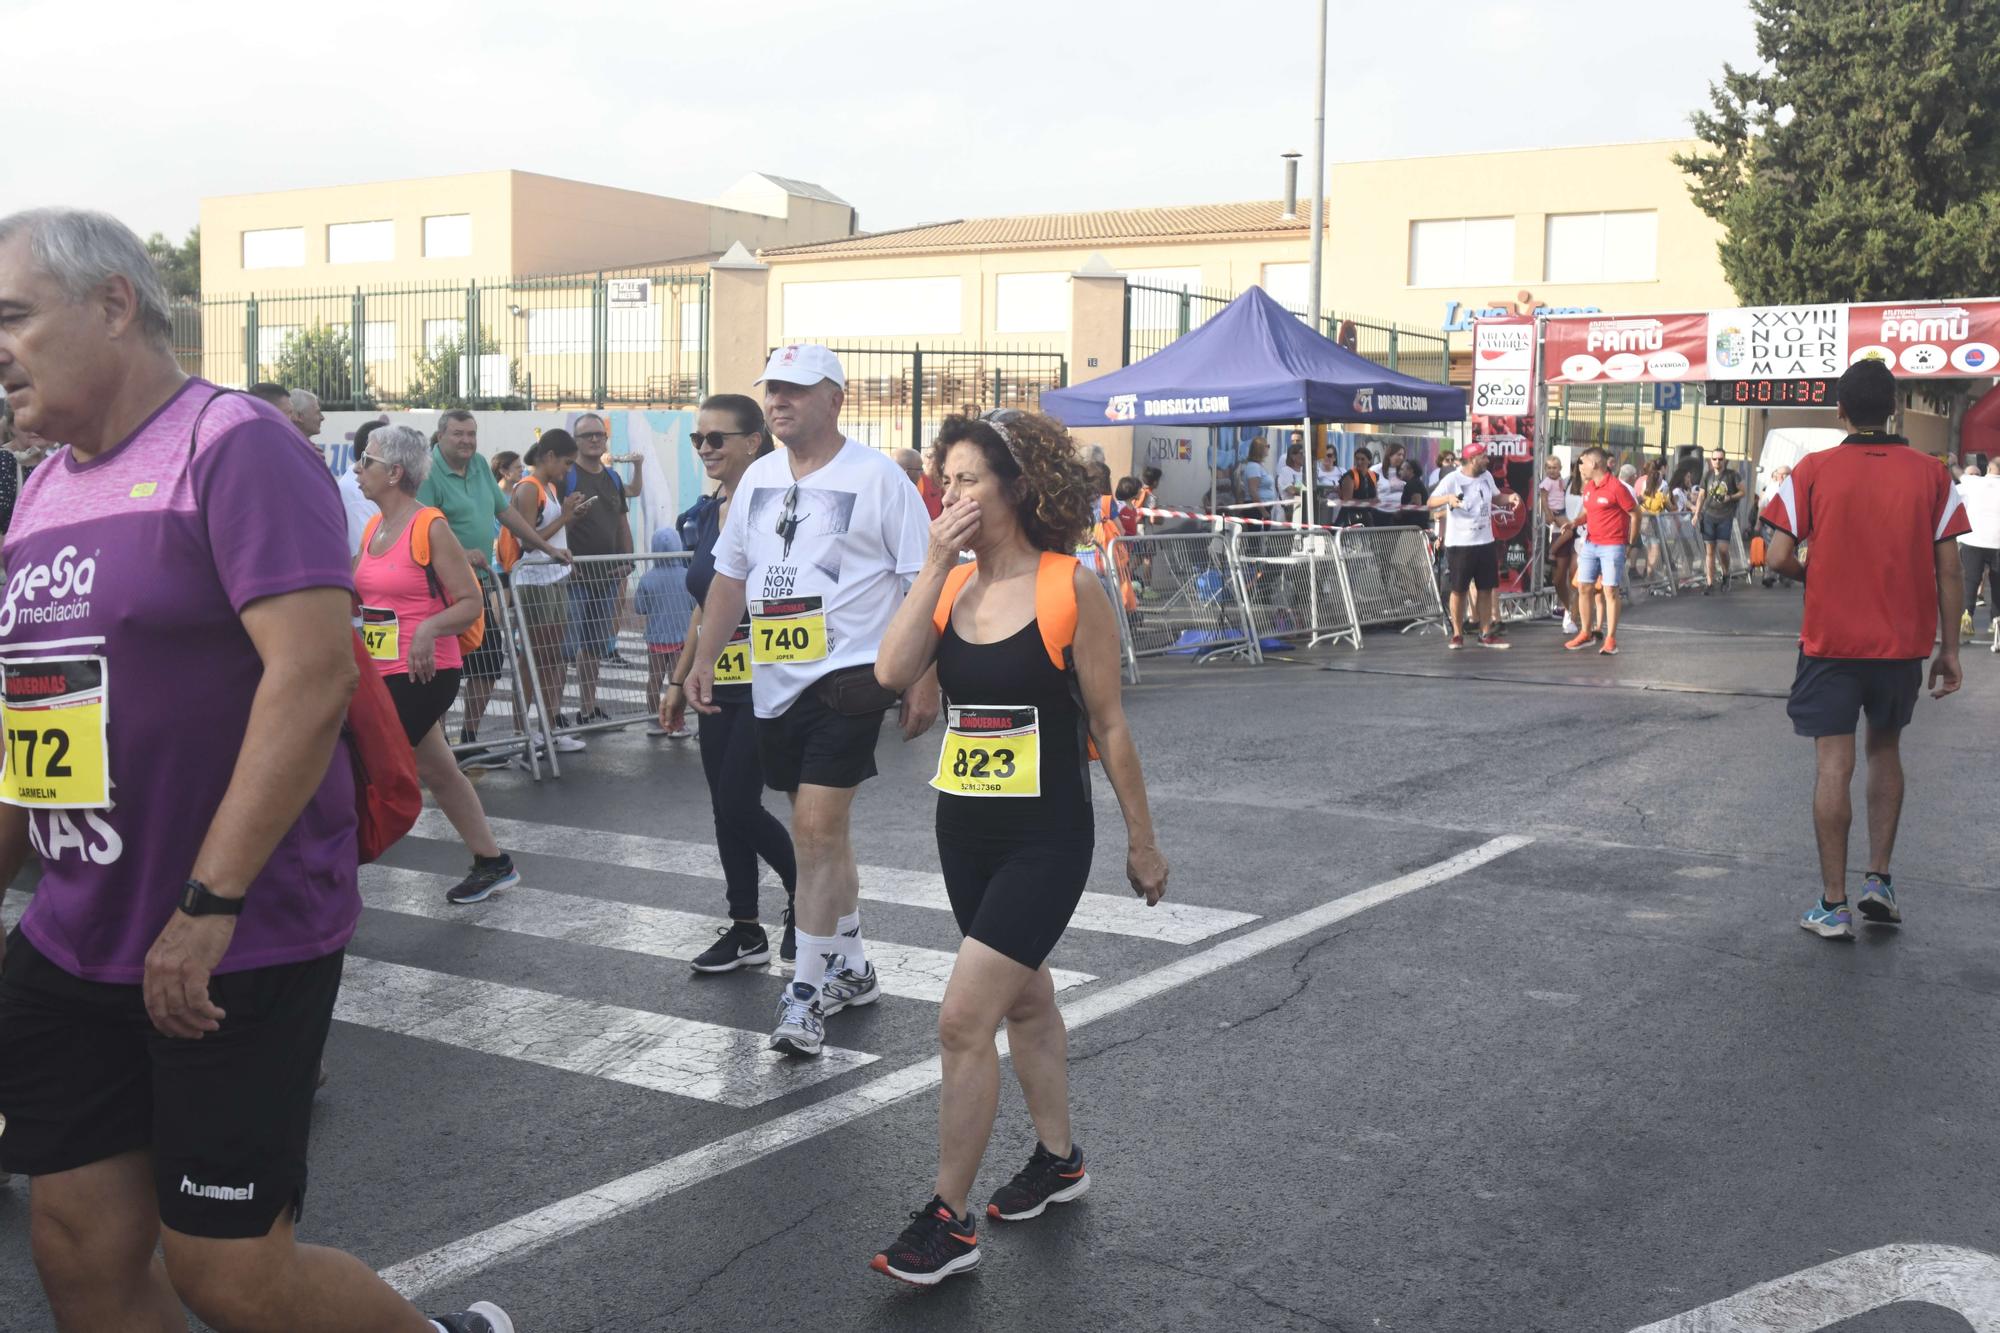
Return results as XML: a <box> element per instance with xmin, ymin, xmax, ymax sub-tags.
<box><xmin>755</xmin><ymin>686</ymin><xmax>886</xmax><ymax>792</ymax></box>
<box><xmin>0</xmin><ymin>929</ymin><xmax>342</xmax><ymax>1239</ymax></box>
<box><xmin>463</xmin><ymin>586</ymin><xmax>506</xmax><ymax>680</ymax></box>
<box><xmin>383</xmin><ymin>668</ymin><xmax>463</xmax><ymax>745</ymax></box>
<box><xmin>938</xmin><ymin>828</ymin><xmax>1094</xmax><ymax>970</ymax></box>
<box><xmin>1446</xmin><ymin>541</ymin><xmax>1500</xmax><ymax>593</ymax></box>
<box><xmin>1787</xmin><ymin>652</ymin><xmax>1923</xmax><ymax>738</ymax></box>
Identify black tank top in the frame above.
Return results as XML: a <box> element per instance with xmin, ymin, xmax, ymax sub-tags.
<box><xmin>934</xmin><ymin>614</ymin><xmax>1093</xmax><ymax>837</ymax></box>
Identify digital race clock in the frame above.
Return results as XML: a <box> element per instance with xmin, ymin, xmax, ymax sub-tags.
<box><xmin>1701</xmin><ymin>378</ymin><xmax>1839</xmax><ymax>407</ymax></box>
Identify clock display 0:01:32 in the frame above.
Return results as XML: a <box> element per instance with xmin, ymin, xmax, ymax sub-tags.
<box><xmin>1701</xmin><ymin>378</ymin><xmax>1839</xmax><ymax>406</ymax></box>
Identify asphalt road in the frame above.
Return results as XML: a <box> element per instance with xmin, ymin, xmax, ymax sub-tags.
<box><xmin>4</xmin><ymin>584</ymin><xmax>1998</xmax><ymax>1332</ymax></box>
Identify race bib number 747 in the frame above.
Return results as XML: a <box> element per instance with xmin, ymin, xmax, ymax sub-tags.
<box><xmin>0</xmin><ymin>656</ymin><xmax>111</xmax><ymax>810</ymax></box>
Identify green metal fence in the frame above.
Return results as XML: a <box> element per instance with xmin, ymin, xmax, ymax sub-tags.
<box><xmin>783</xmin><ymin>344</ymin><xmax>1068</xmax><ymax>451</ymax></box>
<box><xmin>1122</xmin><ymin>282</ymin><xmax>1449</xmax><ymax>384</ymax></box>
<box><xmin>169</xmin><ymin>267</ymin><xmax>708</xmax><ymax>411</ymax></box>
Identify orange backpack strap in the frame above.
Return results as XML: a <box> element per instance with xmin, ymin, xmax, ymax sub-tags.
<box><xmin>360</xmin><ymin>512</ymin><xmax>383</xmax><ymax>552</ymax></box>
<box><xmin>931</xmin><ymin>561</ymin><xmax>978</xmax><ymax>638</ymax></box>
<box><xmin>1035</xmin><ymin>551</ymin><xmax>1081</xmax><ymax>672</ymax></box>
<box><xmin>407</xmin><ymin>506</ymin><xmax>446</xmax><ymax>567</ymax></box>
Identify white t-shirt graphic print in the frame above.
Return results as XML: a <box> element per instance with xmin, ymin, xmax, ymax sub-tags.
<box><xmin>714</xmin><ymin>437</ymin><xmax>930</xmax><ymax>717</ymax></box>
<box><xmin>1430</xmin><ymin>468</ymin><xmax>1502</xmax><ymax>547</ymax></box>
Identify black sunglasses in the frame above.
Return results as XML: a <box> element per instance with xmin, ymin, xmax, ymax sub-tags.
<box><xmin>691</xmin><ymin>429</ymin><xmax>754</xmax><ymax>450</ymax></box>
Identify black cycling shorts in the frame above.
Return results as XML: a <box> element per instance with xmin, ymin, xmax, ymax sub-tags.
<box><xmin>755</xmin><ymin>687</ymin><xmax>886</xmax><ymax>792</ymax></box>
<box><xmin>383</xmin><ymin>668</ymin><xmax>463</xmax><ymax>746</ymax></box>
<box><xmin>462</xmin><ymin>586</ymin><xmax>506</xmax><ymax>680</ymax></box>
<box><xmin>0</xmin><ymin>929</ymin><xmax>343</xmax><ymax>1239</ymax></box>
<box><xmin>1787</xmin><ymin>653</ymin><xmax>1923</xmax><ymax>738</ymax></box>
<box><xmin>937</xmin><ymin>828</ymin><xmax>1094</xmax><ymax>970</ymax></box>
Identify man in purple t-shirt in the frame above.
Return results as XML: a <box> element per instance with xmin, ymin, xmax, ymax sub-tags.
<box><xmin>0</xmin><ymin>211</ymin><xmax>512</xmax><ymax>1333</ymax></box>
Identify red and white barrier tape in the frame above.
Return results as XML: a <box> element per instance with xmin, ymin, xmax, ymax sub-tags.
<box><xmin>1134</xmin><ymin>504</ymin><xmax>1430</xmax><ymax>532</ymax></box>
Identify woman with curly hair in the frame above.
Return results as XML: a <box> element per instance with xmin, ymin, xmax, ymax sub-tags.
<box><xmin>869</xmin><ymin>411</ymin><xmax>1170</xmax><ymax>1286</ymax></box>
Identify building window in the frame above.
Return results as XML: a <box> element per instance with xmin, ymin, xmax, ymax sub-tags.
<box><xmin>995</xmin><ymin>273</ymin><xmax>1069</xmax><ymax>334</ymax></box>
<box><xmin>679</xmin><ymin>301</ymin><xmax>705</xmax><ymax>350</ymax></box>
<box><xmin>327</xmin><ymin>220</ymin><xmax>394</xmax><ymax>265</ymax></box>
<box><xmin>782</xmin><ymin>277</ymin><xmax>961</xmax><ymax>338</ymax></box>
<box><xmin>423</xmin><ymin>318</ymin><xmax>466</xmax><ymax>351</ymax></box>
<box><xmin>1544</xmin><ymin>211</ymin><xmax>1658</xmax><ymax>283</ymax></box>
<box><xmin>527</xmin><ymin>306</ymin><xmax>594</xmax><ymax>356</ymax></box>
<box><xmin>242</xmin><ymin>228</ymin><xmax>305</xmax><ymax>270</ymax></box>
<box><xmin>361</xmin><ymin>321</ymin><xmax>397</xmax><ymax>364</ymax></box>
<box><xmin>1259</xmin><ymin>262</ymin><xmax>1310</xmax><ymax>313</ymax></box>
<box><xmin>1407</xmin><ymin>217</ymin><xmax>1513</xmax><ymax>287</ymax></box>
<box><xmin>607</xmin><ymin>303</ymin><xmax>663</xmax><ymax>353</ymax></box>
<box><xmin>255</xmin><ymin>324</ymin><xmax>299</xmax><ymax>366</ymax></box>
<box><xmin>424</xmin><ymin>214</ymin><xmax>473</xmax><ymax>259</ymax></box>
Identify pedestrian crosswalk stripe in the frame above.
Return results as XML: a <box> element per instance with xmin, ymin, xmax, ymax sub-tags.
<box><xmin>334</xmin><ymin>956</ymin><xmax>878</xmax><ymax>1108</ymax></box>
<box><xmin>358</xmin><ymin>865</ymin><xmax>1097</xmax><ymax>1002</ymax></box>
<box><xmin>408</xmin><ymin>810</ymin><xmax>1256</xmax><ymax>945</ymax></box>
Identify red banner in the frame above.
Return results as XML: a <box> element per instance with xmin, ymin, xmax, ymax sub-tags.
<box><xmin>1849</xmin><ymin>300</ymin><xmax>2000</xmax><ymax>376</ymax></box>
<box><xmin>1542</xmin><ymin>312</ymin><xmax>1709</xmax><ymax>385</ymax></box>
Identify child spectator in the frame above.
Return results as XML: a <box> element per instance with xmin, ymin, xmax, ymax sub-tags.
<box><xmin>636</xmin><ymin>524</ymin><xmax>698</xmax><ymax>737</ymax></box>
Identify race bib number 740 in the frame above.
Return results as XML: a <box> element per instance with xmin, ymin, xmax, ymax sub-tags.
<box><xmin>0</xmin><ymin>656</ymin><xmax>111</xmax><ymax>810</ymax></box>
<box><xmin>750</xmin><ymin>596</ymin><xmax>828</xmax><ymax>666</ymax></box>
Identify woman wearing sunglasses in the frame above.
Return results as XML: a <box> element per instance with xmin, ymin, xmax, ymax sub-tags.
<box><xmin>868</xmin><ymin>411</ymin><xmax>1170</xmax><ymax>1285</ymax></box>
<box><xmin>662</xmin><ymin>396</ymin><xmax>799</xmax><ymax>971</ymax></box>
<box><xmin>352</xmin><ymin>425</ymin><xmax>520</xmax><ymax>904</ymax></box>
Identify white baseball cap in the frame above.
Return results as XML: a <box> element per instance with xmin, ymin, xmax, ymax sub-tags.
<box><xmin>756</xmin><ymin>344</ymin><xmax>847</xmax><ymax>389</ymax></box>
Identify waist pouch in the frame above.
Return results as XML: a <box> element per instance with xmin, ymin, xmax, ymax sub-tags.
<box><xmin>812</xmin><ymin>664</ymin><xmax>901</xmax><ymax>717</ymax></box>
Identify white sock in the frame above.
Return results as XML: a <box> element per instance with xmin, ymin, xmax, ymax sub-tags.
<box><xmin>835</xmin><ymin>911</ymin><xmax>867</xmax><ymax>974</ymax></box>
<box><xmin>792</xmin><ymin>930</ymin><xmax>837</xmax><ymax>993</ymax></box>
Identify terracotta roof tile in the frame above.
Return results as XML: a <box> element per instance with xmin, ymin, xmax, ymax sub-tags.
<box><xmin>761</xmin><ymin>200</ymin><xmax>1326</xmax><ymax>259</ymax></box>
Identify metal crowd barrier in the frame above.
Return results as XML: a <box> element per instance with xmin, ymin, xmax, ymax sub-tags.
<box><xmin>1230</xmin><ymin>527</ymin><xmax>1362</xmax><ymax>653</ymax></box>
<box><xmin>502</xmin><ymin>550</ymin><xmax>696</xmax><ymax>776</ymax></box>
<box><xmin>1098</xmin><ymin>531</ymin><xmax>1255</xmax><ymax>680</ymax></box>
<box><xmin>1334</xmin><ymin>524</ymin><xmax>1447</xmax><ymax>633</ymax></box>
<box><xmin>437</xmin><ymin>568</ymin><xmax>546</xmax><ymax>778</ymax></box>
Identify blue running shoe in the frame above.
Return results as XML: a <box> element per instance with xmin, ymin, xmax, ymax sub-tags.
<box><xmin>1801</xmin><ymin>897</ymin><xmax>1855</xmax><ymax>940</ymax></box>
<box><xmin>1857</xmin><ymin>874</ymin><xmax>1900</xmax><ymax>924</ymax></box>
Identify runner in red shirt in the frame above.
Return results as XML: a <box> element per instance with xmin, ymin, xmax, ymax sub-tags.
<box><xmin>1563</xmin><ymin>447</ymin><xmax>1637</xmax><ymax>655</ymax></box>
<box><xmin>1761</xmin><ymin>359</ymin><xmax>1969</xmax><ymax>941</ymax></box>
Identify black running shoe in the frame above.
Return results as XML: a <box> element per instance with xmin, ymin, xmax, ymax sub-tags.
<box><xmin>779</xmin><ymin>907</ymin><xmax>797</xmax><ymax>966</ymax></box>
<box><xmin>691</xmin><ymin>921</ymin><xmax>771</xmax><ymax>973</ymax></box>
<box><xmin>987</xmin><ymin>1142</ymin><xmax>1090</xmax><ymax>1221</ymax></box>
<box><xmin>430</xmin><ymin>1301</ymin><xmax>515</xmax><ymax>1333</ymax></box>
<box><xmin>870</xmin><ymin>1196</ymin><xmax>981</xmax><ymax>1285</ymax></box>
<box><xmin>447</xmin><ymin>855</ymin><xmax>520</xmax><ymax>905</ymax></box>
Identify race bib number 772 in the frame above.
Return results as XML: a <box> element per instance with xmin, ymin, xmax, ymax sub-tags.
<box><xmin>0</xmin><ymin>656</ymin><xmax>111</xmax><ymax>810</ymax></box>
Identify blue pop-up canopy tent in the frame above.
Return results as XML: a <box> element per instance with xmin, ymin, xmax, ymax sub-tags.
<box><xmin>1038</xmin><ymin>285</ymin><xmax>1466</xmax><ymax>430</ymax></box>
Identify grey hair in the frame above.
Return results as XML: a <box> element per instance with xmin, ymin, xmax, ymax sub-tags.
<box><xmin>0</xmin><ymin>208</ymin><xmax>174</xmax><ymax>343</ymax></box>
<box><xmin>287</xmin><ymin>388</ymin><xmax>321</xmax><ymax>412</ymax></box>
<box><xmin>1618</xmin><ymin>463</ymin><xmax>1639</xmax><ymax>481</ymax></box>
<box><xmin>371</xmin><ymin>424</ymin><xmax>432</xmax><ymax>494</ymax></box>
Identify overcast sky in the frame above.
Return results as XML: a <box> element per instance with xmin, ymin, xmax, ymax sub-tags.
<box><xmin>8</xmin><ymin>0</ymin><xmax>1760</xmax><ymax>241</ymax></box>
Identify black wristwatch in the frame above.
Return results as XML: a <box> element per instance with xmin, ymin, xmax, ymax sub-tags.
<box><xmin>178</xmin><ymin>879</ymin><xmax>244</xmax><ymax>917</ymax></box>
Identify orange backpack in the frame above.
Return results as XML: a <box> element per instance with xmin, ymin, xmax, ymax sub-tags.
<box><xmin>932</xmin><ymin>551</ymin><xmax>1101</xmax><ymax>761</ymax></box>
<box><xmin>496</xmin><ymin>476</ymin><xmax>548</xmax><ymax>574</ymax></box>
<box><xmin>362</xmin><ymin>506</ymin><xmax>487</xmax><ymax>653</ymax></box>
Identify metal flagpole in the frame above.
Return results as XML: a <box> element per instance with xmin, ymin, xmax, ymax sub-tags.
<box><xmin>1302</xmin><ymin>0</ymin><xmax>1328</xmax><ymax>535</ymax></box>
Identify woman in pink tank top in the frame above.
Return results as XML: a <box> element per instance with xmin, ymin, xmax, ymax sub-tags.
<box><xmin>353</xmin><ymin>425</ymin><xmax>521</xmax><ymax>905</ymax></box>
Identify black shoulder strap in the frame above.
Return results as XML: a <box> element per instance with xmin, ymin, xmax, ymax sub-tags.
<box><xmin>186</xmin><ymin>387</ymin><xmax>234</xmax><ymax>461</ymax></box>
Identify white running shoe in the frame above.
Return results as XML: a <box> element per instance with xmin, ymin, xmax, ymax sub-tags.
<box><xmin>1562</xmin><ymin>614</ymin><xmax>1579</xmax><ymax>635</ymax></box>
<box><xmin>818</xmin><ymin>959</ymin><xmax>881</xmax><ymax>1016</ymax></box>
<box><xmin>770</xmin><ymin>981</ymin><xmax>825</xmax><ymax>1057</ymax></box>
<box><xmin>552</xmin><ymin>733</ymin><xmax>587</xmax><ymax>753</ymax></box>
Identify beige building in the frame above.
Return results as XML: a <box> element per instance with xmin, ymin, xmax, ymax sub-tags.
<box><xmin>200</xmin><ymin>170</ymin><xmax>856</xmax><ymax>295</ymax></box>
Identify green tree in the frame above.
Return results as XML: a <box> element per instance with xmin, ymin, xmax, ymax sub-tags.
<box><xmin>145</xmin><ymin>226</ymin><xmax>201</xmax><ymax>300</ymax></box>
<box><xmin>407</xmin><ymin>326</ymin><xmax>526</xmax><ymax>409</ymax></box>
<box><xmin>1677</xmin><ymin>0</ymin><xmax>2000</xmax><ymax>305</ymax></box>
<box><xmin>268</xmin><ymin>324</ymin><xmax>368</xmax><ymax>407</ymax></box>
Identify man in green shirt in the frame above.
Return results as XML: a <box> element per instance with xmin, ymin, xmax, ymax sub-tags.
<box><xmin>417</xmin><ymin>409</ymin><xmax>569</xmax><ymax>752</ymax></box>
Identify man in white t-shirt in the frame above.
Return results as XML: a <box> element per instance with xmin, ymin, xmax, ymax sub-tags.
<box><xmin>336</xmin><ymin>418</ymin><xmax>387</xmax><ymax>556</ymax></box>
<box><xmin>687</xmin><ymin>344</ymin><xmax>939</xmax><ymax>1058</ymax></box>
<box><xmin>1426</xmin><ymin>442</ymin><xmax>1518</xmax><ymax>648</ymax></box>
<box><xmin>1954</xmin><ymin>461</ymin><xmax>2000</xmax><ymax>638</ymax></box>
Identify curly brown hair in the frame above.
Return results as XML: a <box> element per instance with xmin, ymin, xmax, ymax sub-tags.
<box><xmin>930</xmin><ymin>412</ymin><xmax>1095</xmax><ymax>555</ymax></box>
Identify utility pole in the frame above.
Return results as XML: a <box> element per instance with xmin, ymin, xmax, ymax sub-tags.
<box><xmin>1302</xmin><ymin>0</ymin><xmax>1328</xmax><ymax>530</ymax></box>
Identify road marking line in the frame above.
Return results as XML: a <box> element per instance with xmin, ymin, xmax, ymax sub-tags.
<box><xmin>411</xmin><ymin>809</ymin><xmax>1257</xmax><ymax>945</ymax></box>
<box><xmin>335</xmin><ymin>957</ymin><xmax>877</xmax><ymax>1109</ymax></box>
<box><xmin>380</xmin><ymin>833</ymin><xmax>1531</xmax><ymax>1298</ymax></box>
<box><xmin>1627</xmin><ymin>1242</ymin><xmax>2000</xmax><ymax>1331</ymax></box>
<box><xmin>357</xmin><ymin>865</ymin><xmax>1095</xmax><ymax>1002</ymax></box>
